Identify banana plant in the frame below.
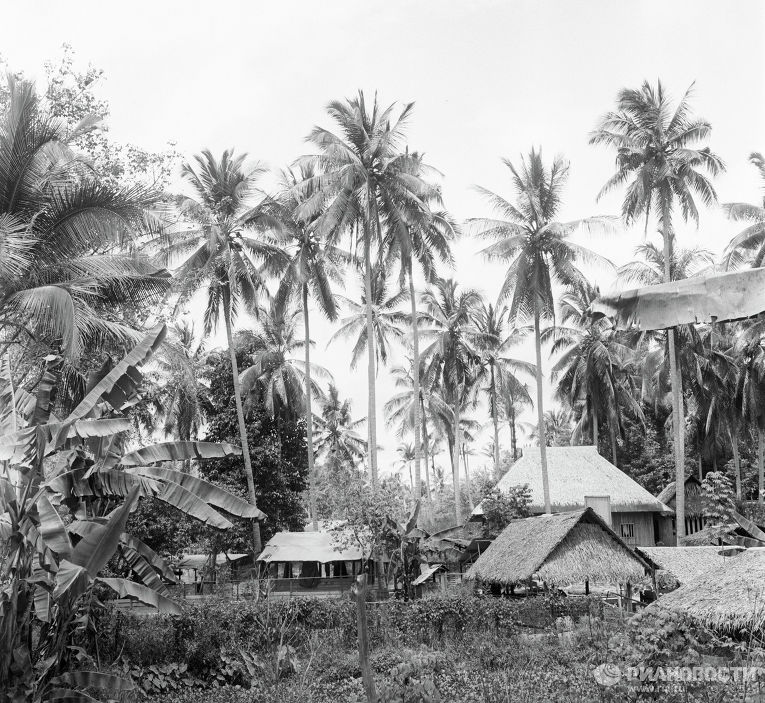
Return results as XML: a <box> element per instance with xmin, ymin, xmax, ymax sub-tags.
<box><xmin>0</xmin><ymin>324</ymin><xmax>266</xmax><ymax>702</ymax></box>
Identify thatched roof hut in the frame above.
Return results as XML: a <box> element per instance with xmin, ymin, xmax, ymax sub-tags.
<box><xmin>465</xmin><ymin>508</ymin><xmax>649</xmax><ymax>586</ymax></box>
<box><xmin>473</xmin><ymin>446</ymin><xmax>672</xmax><ymax>516</ymax></box>
<box><xmin>653</xmin><ymin>549</ymin><xmax>765</xmax><ymax>632</ymax></box>
<box><xmin>640</xmin><ymin>546</ymin><xmax>742</xmax><ymax>585</ymax></box>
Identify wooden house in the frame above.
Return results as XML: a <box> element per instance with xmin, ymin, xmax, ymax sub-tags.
<box><xmin>655</xmin><ymin>476</ymin><xmax>707</xmax><ymax>544</ymax></box>
<box><xmin>472</xmin><ymin>446</ymin><xmax>673</xmax><ymax>547</ymax></box>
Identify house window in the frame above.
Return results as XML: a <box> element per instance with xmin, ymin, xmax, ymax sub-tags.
<box><xmin>620</xmin><ymin>524</ymin><xmax>635</xmax><ymax>543</ymax></box>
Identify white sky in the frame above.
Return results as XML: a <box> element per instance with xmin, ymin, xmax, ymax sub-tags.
<box><xmin>2</xmin><ymin>0</ymin><xmax>764</xmax><ymax>479</ymax></box>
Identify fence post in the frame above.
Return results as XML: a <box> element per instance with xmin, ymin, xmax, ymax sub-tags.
<box><xmin>352</xmin><ymin>574</ymin><xmax>377</xmax><ymax>703</ymax></box>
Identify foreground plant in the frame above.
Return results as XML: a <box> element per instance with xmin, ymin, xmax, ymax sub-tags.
<box><xmin>0</xmin><ymin>324</ymin><xmax>264</xmax><ymax>702</ymax></box>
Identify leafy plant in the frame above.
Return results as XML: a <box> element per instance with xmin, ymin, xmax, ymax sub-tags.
<box><xmin>0</xmin><ymin>324</ymin><xmax>262</xmax><ymax>702</ymax></box>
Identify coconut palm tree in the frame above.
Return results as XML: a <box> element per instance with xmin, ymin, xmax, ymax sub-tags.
<box><xmin>168</xmin><ymin>149</ymin><xmax>288</xmax><ymax>553</ymax></box>
<box><xmin>471</xmin><ymin>149</ymin><xmax>612</xmax><ymax>513</ymax></box>
<box><xmin>265</xmin><ymin>165</ymin><xmax>346</xmax><ymax>528</ymax></box>
<box><xmin>396</xmin><ymin>442</ymin><xmax>416</xmax><ymax>492</ymax></box>
<box><xmin>547</xmin><ymin>281</ymin><xmax>643</xmax><ymax>465</ymax></box>
<box><xmin>737</xmin><ymin>339</ymin><xmax>765</xmax><ymax>504</ymax></box>
<box><xmin>384</xmin><ymin>361</ymin><xmax>437</xmax><ymax>501</ymax></box>
<box><xmin>383</xmin><ymin>160</ymin><xmax>457</xmax><ymax>502</ymax></box>
<box><xmin>329</xmin><ymin>266</ymin><xmax>408</xmax><ymax>372</ymax></box>
<box><xmin>472</xmin><ymin>301</ymin><xmax>534</xmax><ymax>479</ymax></box>
<box><xmin>313</xmin><ymin>383</ymin><xmax>367</xmax><ymax>469</ymax></box>
<box><xmin>238</xmin><ymin>292</ymin><xmax>330</xmax><ymax>423</ymax></box>
<box><xmin>420</xmin><ymin>278</ymin><xmax>484</xmax><ymax>523</ymax></box>
<box><xmin>722</xmin><ymin>153</ymin><xmax>765</xmax><ymax>270</ymax></box>
<box><xmin>0</xmin><ymin>76</ymin><xmax>170</xmax><ymax>385</ymax></box>
<box><xmin>499</xmin><ymin>374</ymin><xmax>533</xmax><ymax>460</ymax></box>
<box><xmin>591</xmin><ymin>79</ymin><xmax>724</xmax><ymax>542</ymax></box>
<box><xmin>530</xmin><ymin>408</ymin><xmax>573</xmax><ymax>447</ymax></box>
<box><xmin>299</xmin><ymin>92</ymin><xmax>431</xmax><ymax>485</ymax></box>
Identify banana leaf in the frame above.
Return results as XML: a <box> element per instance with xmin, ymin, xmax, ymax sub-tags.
<box><xmin>127</xmin><ymin>466</ymin><xmax>265</xmax><ymax>520</ymax></box>
<box><xmin>66</xmin><ymin>324</ymin><xmax>167</xmax><ymax>421</ymax></box>
<box><xmin>37</xmin><ymin>494</ymin><xmax>72</xmax><ymax>559</ymax></box>
<box><xmin>52</xmin><ymin>560</ymin><xmax>89</xmax><ymax>602</ymax></box>
<box><xmin>51</xmin><ymin>671</ymin><xmax>134</xmax><ymax>692</ymax></box>
<box><xmin>122</xmin><ymin>533</ymin><xmax>176</xmax><ymax>582</ymax></box>
<box><xmin>32</xmin><ymin>356</ymin><xmax>62</xmax><ymax>426</ymax></box>
<box><xmin>0</xmin><ymin>426</ymin><xmax>38</xmax><ymax>465</ymax></box>
<box><xmin>97</xmin><ymin>577</ymin><xmax>181</xmax><ymax>614</ymax></box>
<box><xmin>66</xmin><ymin>418</ymin><xmax>132</xmax><ymax>439</ymax></box>
<box><xmin>69</xmin><ymin>487</ymin><xmax>138</xmax><ymax>577</ymax></box>
<box><xmin>120</xmin><ymin>440</ymin><xmax>241</xmax><ymax>466</ymax></box>
<box><xmin>120</xmin><ymin>545</ymin><xmax>170</xmax><ymax>596</ymax></box>
<box><xmin>154</xmin><ymin>480</ymin><xmax>234</xmax><ymax>529</ymax></box>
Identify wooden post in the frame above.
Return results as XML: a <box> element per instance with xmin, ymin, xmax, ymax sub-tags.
<box><xmin>352</xmin><ymin>574</ymin><xmax>377</xmax><ymax>703</ymax></box>
<box><xmin>624</xmin><ymin>582</ymin><xmax>633</xmax><ymax>613</ymax></box>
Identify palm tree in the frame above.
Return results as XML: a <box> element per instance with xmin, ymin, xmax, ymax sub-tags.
<box><xmin>267</xmin><ymin>166</ymin><xmax>346</xmax><ymax>528</ymax></box>
<box><xmin>473</xmin><ymin>301</ymin><xmax>534</xmax><ymax>479</ymax></box>
<box><xmin>499</xmin><ymin>374</ymin><xmax>533</xmax><ymax>460</ymax></box>
<box><xmin>472</xmin><ymin>149</ymin><xmax>612</xmax><ymax>513</ymax></box>
<box><xmin>313</xmin><ymin>383</ymin><xmax>368</xmax><ymax>469</ymax></box>
<box><xmin>722</xmin><ymin>153</ymin><xmax>765</xmax><ymax>270</ymax></box>
<box><xmin>169</xmin><ymin>149</ymin><xmax>287</xmax><ymax>553</ymax></box>
<box><xmin>420</xmin><ymin>278</ymin><xmax>483</xmax><ymax>523</ymax></box>
<box><xmin>300</xmin><ymin>92</ymin><xmax>431</xmax><ymax>485</ymax></box>
<box><xmin>530</xmin><ymin>408</ymin><xmax>573</xmax><ymax>447</ymax></box>
<box><xmin>0</xmin><ymin>76</ymin><xmax>170</xmax><ymax>382</ymax></box>
<box><xmin>384</xmin><ymin>162</ymin><xmax>457</xmax><ymax>503</ymax></box>
<box><xmin>396</xmin><ymin>442</ymin><xmax>416</xmax><ymax>492</ymax></box>
<box><xmin>591</xmin><ymin>79</ymin><xmax>724</xmax><ymax>542</ymax></box>
<box><xmin>238</xmin><ymin>293</ymin><xmax>330</xmax><ymax>422</ymax></box>
<box><xmin>329</xmin><ymin>266</ymin><xmax>408</xmax><ymax>371</ymax></box>
<box><xmin>738</xmin><ymin>339</ymin><xmax>765</xmax><ymax>504</ymax></box>
<box><xmin>384</xmin><ymin>361</ymin><xmax>437</xmax><ymax>501</ymax></box>
<box><xmin>547</xmin><ymin>281</ymin><xmax>643</xmax><ymax>465</ymax></box>
<box><xmin>155</xmin><ymin>321</ymin><xmax>208</xmax><ymax>447</ymax></box>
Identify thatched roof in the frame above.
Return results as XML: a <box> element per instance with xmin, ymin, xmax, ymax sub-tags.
<box><xmin>640</xmin><ymin>546</ymin><xmax>740</xmax><ymax>584</ymax></box>
<box><xmin>178</xmin><ymin>553</ymin><xmax>249</xmax><ymax>570</ymax></box>
<box><xmin>256</xmin><ymin>531</ymin><xmax>364</xmax><ymax>564</ymax></box>
<box><xmin>653</xmin><ymin>549</ymin><xmax>765</xmax><ymax>631</ymax></box>
<box><xmin>465</xmin><ymin>508</ymin><xmax>649</xmax><ymax>586</ymax></box>
<box><xmin>656</xmin><ymin>476</ymin><xmax>704</xmax><ymax>516</ymax></box>
<box><xmin>473</xmin><ymin>446</ymin><xmax>672</xmax><ymax>516</ymax></box>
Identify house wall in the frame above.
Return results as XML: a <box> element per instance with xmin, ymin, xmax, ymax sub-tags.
<box><xmin>610</xmin><ymin>511</ymin><xmax>657</xmax><ymax>547</ymax></box>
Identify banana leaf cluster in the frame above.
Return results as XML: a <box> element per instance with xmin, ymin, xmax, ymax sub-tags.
<box><xmin>0</xmin><ymin>324</ymin><xmax>265</xmax><ymax>702</ymax></box>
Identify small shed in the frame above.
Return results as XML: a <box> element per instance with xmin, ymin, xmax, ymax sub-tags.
<box><xmin>639</xmin><ymin>546</ymin><xmax>743</xmax><ymax>589</ymax></box>
<box><xmin>177</xmin><ymin>553</ymin><xmax>249</xmax><ymax>584</ymax></box>
<box><xmin>465</xmin><ymin>508</ymin><xmax>649</xmax><ymax>588</ymax></box>
<box><xmin>652</xmin><ymin>549</ymin><xmax>765</xmax><ymax>632</ymax></box>
<box><xmin>655</xmin><ymin>476</ymin><xmax>707</xmax><ymax>544</ymax></box>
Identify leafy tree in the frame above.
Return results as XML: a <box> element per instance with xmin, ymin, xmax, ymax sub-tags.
<box><xmin>199</xmin><ymin>338</ymin><xmax>310</xmax><ymax>548</ymax></box>
<box><xmin>591</xmin><ymin>79</ymin><xmax>724</xmax><ymax>542</ymax></box>
<box><xmin>700</xmin><ymin>471</ymin><xmax>736</xmax><ymax>528</ymax></box>
<box><xmin>167</xmin><ymin>149</ymin><xmax>288</xmax><ymax>552</ymax></box>
<box><xmin>473</xmin><ymin>149</ymin><xmax>611</xmax><ymax>511</ymax></box>
<box><xmin>480</xmin><ymin>484</ymin><xmax>532</xmax><ymax>537</ymax></box>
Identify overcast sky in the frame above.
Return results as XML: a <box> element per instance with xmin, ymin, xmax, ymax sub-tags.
<box><xmin>2</xmin><ymin>1</ymin><xmax>764</xmax><ymax>478</ymax></box>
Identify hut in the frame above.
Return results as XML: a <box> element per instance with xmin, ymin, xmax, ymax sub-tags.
<box><xmin>465</xmin><ymin>508</ymin><xmax>650</xmax><ymax>592</ymax></box>
<box><xmin>640</xmin><ymin>546</ymin><xmax>742</xmax><ymax>586</ymax></box>
<box><xmin>652</xmin><ymin>549</ymin><xmax>765</xmax><ymax>632</ymax></box>
<box><xmin>256</xmin><ymin>531</ymin><xmax>374</xmax><ymax>596</ymax></box>
<box><xmin>655</xmin><ymin>476</ymin><xmax>707</xmax><ymax>544</ymax></box>
<box><xmin>472</xmin><ymin>446</ymin><xmax>672</xmax><ymax>546</ymax></box>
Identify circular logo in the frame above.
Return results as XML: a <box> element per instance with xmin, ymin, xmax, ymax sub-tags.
<box><xmin>593</xmin><ymin>663</ymin><xmax>621</xmax><ymax>687</ymax></box>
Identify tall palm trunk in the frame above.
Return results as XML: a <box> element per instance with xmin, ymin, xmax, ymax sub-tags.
<box><xmin>363</xmin><ymin>221</ymin><xmax>379</xmax><ymax>485</ymax></box>
<box><xmin>591</xmin><ymin>406</ymin><xmax>599</xmax><ymax>449</ymax></box>
<box><xmin>609</xmin><ymin>425</ymin><xmax>618</xmax><ymax>467</ymax></box>
<box><xmin>663</xmin><ymin>230</ymin><xmax>685</xmax><ymax>544</ymax></box>
<box><xmin>421</xmin><ymin>396</ymin><xmax>431</xmax><ymax>502</ymax></box>
<box><xmin>223</xmin><ymin>290</ymin><xmax>262</xmax><ymax>554</ymax></box>
<box><xmin>462</xmin><ymin>446</ymin><xmax>474</xmax><ymax>512</ymax></box>
<box><xmin>759</xmin><ymin>427</ymin><xmax>764</xmax><ymax>506</ymax></box>
<box><xmin>732</xmin><ymin>431</ymin><xmax>742</xmax><ymax>500</ymax></box>
<box><xmin>533</xmin><ymin>300</ymin><xmax>552</xmax><ymax>514</ymax></box>
<box><xmin>303</xmin><ymin>284</ymin><xmax>318</xmax><ymax>531</ymax></box>
<box><xmin>453</xmin><ymin>397</ymin><xmax>463</xmax><ymax>524</ymax></box>
<box><xmin>490</xmin><ymin>364</ymin><xmax>501</xmax><ymax>480</ymax></box>
<box><xmin>509</xmin><ymin>404</ymin><xmax>518</xmax><ymax>460</ymax></box>
<box><xmin>409</xmin><ymin>265</ymin><xmax>422</xmax><ymax>500</ymax></box>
